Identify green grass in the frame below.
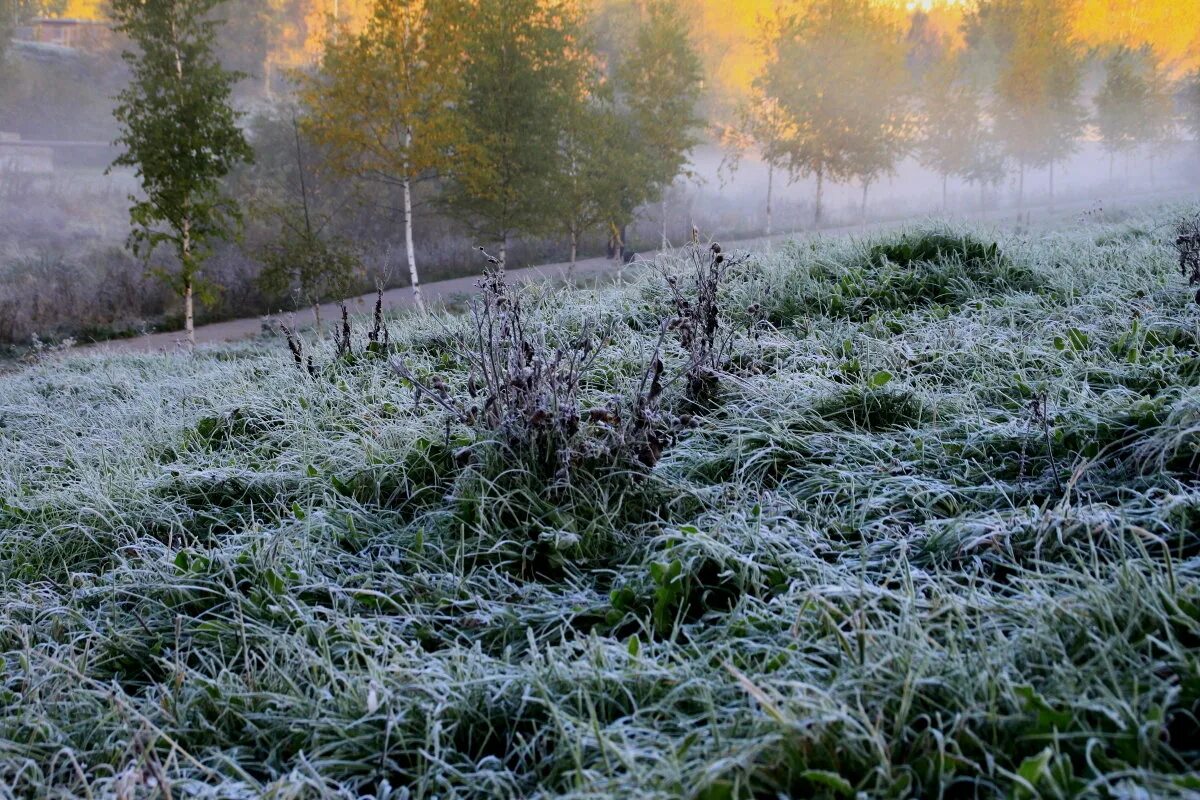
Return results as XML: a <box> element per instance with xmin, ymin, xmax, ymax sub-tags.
<box><xmin>2</xmin><ymin>211</ymin><xmax>1200</xmax><ymax>798</ymax></box>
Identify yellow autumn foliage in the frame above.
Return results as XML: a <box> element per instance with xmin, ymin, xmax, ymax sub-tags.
<box><xmin>43</xmin><ymin>0</ymin><xmax>1200</xmax><ymax>90</ymax></box>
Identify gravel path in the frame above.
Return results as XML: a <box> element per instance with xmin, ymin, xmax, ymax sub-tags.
<box><xmin>83</xmin><ymin>188</ymin><xmax>1196</xmax><ymax>354</ymax></box>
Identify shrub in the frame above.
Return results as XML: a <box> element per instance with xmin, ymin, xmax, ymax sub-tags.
<box><xmin>393</xmin><ymin>253</ymin><xmax>672</xmax><ymax>484</ymax></box>
<box><xmin>662</xmin><ymin>241</ymin><xmax>756</xmax><ymax>406</ymax></box>
<box><xmin>868</xmin><ymin>230</ymin><xmax>1006</xmax><ymax>271</ymax></box>
<box><xmin>1177</xmin><ymin>215</ymin><xmax>1200</xmax><ymax>296</ymax></box>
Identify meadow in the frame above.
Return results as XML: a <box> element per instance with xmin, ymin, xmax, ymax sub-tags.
<box><xmin>1</xmin><ymin>207</ymin><xmax>1199</xmax><ymax>798</ymax></box>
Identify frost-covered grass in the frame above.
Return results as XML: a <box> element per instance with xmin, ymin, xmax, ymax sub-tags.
<box><xmin>2</xmin><ymin>208</ymin><xmax>1200</xmax><ymax>798</ymax></box>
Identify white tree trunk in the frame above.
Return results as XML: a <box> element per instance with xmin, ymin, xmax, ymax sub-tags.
<box><xmin>402</xmin><ymin>128</ymin><xmax>425</xmax><ymax>313</ymax></box>
<box><xmin>569</xmin><ymin>228</ymin><xmax>578</xmax><ymax>277</ymax></box>
<box><xmin>182</xmin><ymin>216</ymin><xmax>195</xmax><ymax>350</ymax></box>
<box><xmin>661</xmin><ymin>195</ymin><xmax>668</xmax><ymax>250</ymax></box>
<box><xmin>814</xmin><ymin>168</ymin><xmax>824</xmax><ymax>226</ymax></box>
<box><xmin>184</xmin><ymin>281</ymin><xmax>195</xmax><ymax>349</ymax></box>
<box><xmin>402</xmin><ymin>173</ymin><xmax>424</xmax><ymax>313</ymax></box>
<box><xmin>765</xmin><ymin>163</ymin><xmax>774</xmax><ymax>239</ymax></box>
<box><xmin>499</xmin><ymin>233</ymin><xmax>508</xmax><ymax>275</ymax></box>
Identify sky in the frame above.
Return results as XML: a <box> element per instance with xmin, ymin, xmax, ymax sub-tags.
<box><xmin>41</xmin><ymin>0</ymin><xmax>1200</xmax><ymax>90</ymax></box>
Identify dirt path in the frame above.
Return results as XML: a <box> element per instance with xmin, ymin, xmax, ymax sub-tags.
<box><xmin>84</xmin><ymin>188</ymin><xmax>1196</xmax><ymax>355</ymax></box>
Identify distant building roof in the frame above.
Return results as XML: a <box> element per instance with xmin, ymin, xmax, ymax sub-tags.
<box><xmin>16</xmin><ymin>17</ymin><xmax>115</xmax><ymax>55</ymax></box>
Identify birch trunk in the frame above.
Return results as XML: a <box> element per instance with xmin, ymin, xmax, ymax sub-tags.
<box><xmin>814</xmin><ymin>168</ymin><xmax>824</xmax><ymax>226</ymax></box>
<box><xmin>568</xmin><ymin>228</ymin><xmax>578</xmax><ymax>277</ymax></box>
<box><xmin>661</xmin><ymin>195</ymin><xmax>668</xmax><ymax>250</ymax></box>
<box><xmin>402</xmin><ymin>129</ymin><xmax>425</xmax><ymax>313</ymax></box>
<box><xmin>765</xmin><ymin>163</ymin><xmax>773</xmax><ymax>239</ymax></box>
<box><xmin>182</xmin><ymin>215</ymin><xmax>195</xmax><ymax>350</ymax></box>
<box><xmin>184</xmin><ymin>281</ymin><xmax>194</xmax><ymax>348</ymax></box>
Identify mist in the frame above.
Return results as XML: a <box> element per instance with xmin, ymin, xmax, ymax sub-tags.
<box><xmin>2</xmin><ymin>0</ymin><xmax>1199</xmax><ymax>348</ymax></box>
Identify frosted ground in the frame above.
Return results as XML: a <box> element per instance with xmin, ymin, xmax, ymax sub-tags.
<box><xmin>2</xmin><ymin>207</ymin><xmax>1200</xmax><ymax>798</ymax></box>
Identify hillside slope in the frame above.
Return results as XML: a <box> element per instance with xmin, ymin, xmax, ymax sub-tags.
<box><xmin>2</xmin><ymin>208</ymin><xmax>1200</xmax><ymax>798</ymax></box>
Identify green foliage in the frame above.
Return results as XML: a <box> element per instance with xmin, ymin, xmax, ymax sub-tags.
<box><xmin>1095</xmin><ymin>47</ymin><xmax>1175</xmax><ymax>159</ymax></box>
<box><xmin>258</xmin><ymin>225</ymin><xmax>362</xmax><ymax>310</ymax></box>
<box><xmin>109</xmin><ymin>0</ymin><xmax>252</xmax><ymax>333</ymax></box>
<box><xmin>551</xmin><ymin>58</ymin><xmax>633</xmax><ymax>261</ymax></box>
<box><xmin>300</xmin><ymin>0</ymin><xmax>462</xmax><ymax>215</ymax></box>
<box><xmin>442</xmin><ymin>0</ymin><xmax>585</xmax><ymax>253</ymax></box>
<box><xmin>758</xmin><ymin>0</ymin><xmax>911</xmax><ymax>219</ymax></box>
<box><xmin>612</xmin><ymin>0</ymin><xmax>705</xmax><ymax>207</ymax></box>
<box><xmin>0</xmin><ymin>11</ymin><xmax>10</xmax><ymax>67</ymax></box>
<box><xmin>250</xmin><ymin>116</ymin><xmax>364</xmax><ymax>310</ymax></box>
<box><xmin>917</xmin><ymin>53</ymin><xmax>1004</xmax><ymax>195</ymax></box>
<box><xmin>984</xmin><ymin>0</ymin><xmax>1086</xmax><ymax>173</ymax></box>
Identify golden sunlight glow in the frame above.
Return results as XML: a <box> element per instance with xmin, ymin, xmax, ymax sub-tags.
<box><xmin>46</xmin><ymin>0</ymin><xmax>1200</xmax><ymax>88</ymax></box>
<box><xmin>1070</xmin><ymin>0</ymin><xmax>1200</xmax><ymax>76</ymax></box>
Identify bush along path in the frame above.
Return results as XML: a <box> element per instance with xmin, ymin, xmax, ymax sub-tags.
<box><xmin>2</xmin><ymin>208</ymin><xmax>1200</xmax><ymax>796</ymax></box>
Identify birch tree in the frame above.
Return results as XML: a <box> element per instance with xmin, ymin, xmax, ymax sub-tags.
<box><xmin>988</xmin><ymin>0</ymin><xmax>1085</xmax><ymax>205</ymax></box>
<box><xmin>554</xmin><ymin>87</ymin><xmax>629</xmax><ymax>273</ymax></box>
<box><xmin>720</xmin><ymin>93</ymin><xmax>795</xmax><ymax>238</ymax></box>
<box><xmin>1185</xmin><ymin>71</ymin><xmax>1200</xmax><ymax>144</ymax></box>
<box><xmin>300</xmin><ymin>0</ymin><xmax>462</xmax><ymax>312</ymax></box>
<box><xmin>918</xmin><ymin>55</ymin><xmax>990</xmax><ymax>211</ymax></box>
<box><xmin>110</xmin><ymin>0</ymin><xmax>252</xmax><ymax>349</ymax></box>
<box><xmin>612</xmin><ymin>0</ymin><xmax>703</xmax><ymax>249</ymax></box>
<box><xmin>759</xmin><ymin>0</ymin><xmax>907</xmax><ymax>225</ymax></box>
<box><xmin>442</xmin><ymin>0</ymin><xmax>583</xmax><ymax>270</ymax></box>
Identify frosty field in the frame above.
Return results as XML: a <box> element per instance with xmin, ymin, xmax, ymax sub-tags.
<box><xmin>2</xmin><ymin>208</ymin><xmax>1200</xmax><ymax>798</ymax></box>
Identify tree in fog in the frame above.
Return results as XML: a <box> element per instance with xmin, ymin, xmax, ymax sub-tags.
<box><xmin>249</xmin><ymin>114</ymin><xmax>363</xmax><ymax>326</ymax></box>
<box><xmin>960</xmin><ymin>130</ymin><xmax>1007</xmax><ymax>210</ymax></box>
<box><xmin>838</xmin><ymin>8</ymin><xmax>911</xmax><ymax>222</ymax></box>
<box><xmin>300</xmin><ymin>0</ymin><xmax>463</xmax><ymax>312</ymax></box>
<box><xmin>442</xmin><ymin>0</ymin><xmax>583</xmax><ymax>269</ymax></box>
<box><xmin>720</xmin><ymin>93</ymin><xmax>794</xmax><ymax>237</ymax></box>
<box><xmin>1095</xmin><ymin>47</ymin><xmax>1175</xmax><ymax>181</ymax></box>
<box><xmin>759</xmin><ymin>0</ymin><xmax>910</xmax><ymax>225</ymax></box>
<box><xmin>552</xmin><ymin>73</ymin><xmax>631</xmax><ymax>272</ymax></box>
<box><xmin>1185</xmin><ymin>72</ymin><xmax>1200</xmax><ymax>142</ymax></box>
<box><xmin>612</xmin><ymin>0</ymin><xmax>704</xmax><ymax>248</ymax></box>
<box><xmin>987</xmin><ymin>0</ymin><xmax>1085</xmax><ymax>205</ymax></box>
<box><xmin>110</xmin><ymin>0</ymin><xmax>252</xmax><ymax>348</ymax></box>
<box><xmin>0</xmin><ymin>11</ymin><xmax>10</xmax><ymax>67</ymax></box>
<box><xmin>917</xmin><ymin>55</ymin><xmax>992</xmax><ymax>211</ymax></box>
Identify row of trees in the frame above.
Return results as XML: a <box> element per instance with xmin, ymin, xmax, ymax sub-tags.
<box><xmin>300</xmin><ymin>0</ymin><xmax>702</xmax><ymax>310</ymax></box>
<box><xmin>726</xmin><ymin>0</ymin><xmax>1200</xmax><ymax>225</ymax></box>
<box><xmin>106</xmin><ymin>0</ymin><xmax>701</xmax><ymax>339</ymax></box>
<box><xmin>91</xmin><ymin>0</ymin><xmax>1200</xmax><ymax>345</ymax></box>
<box><xmin>105</xmin><ymin>0</ymin><xmax>702</xmax><ymax>341</ymax></box>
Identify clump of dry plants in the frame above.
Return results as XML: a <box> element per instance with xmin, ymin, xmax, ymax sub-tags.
<box><xmin>662</xmin><ymin>240</ymin><xmax>747</xmax><ymax>405</ymax></box>
<box><xmin>393</xmin><ymin>249</ymin><xmax>672</xmax><ymax>483</ymax></box>
<box><xmin>1177</xmin><ymin>216</ymin><xmax>1200</xmax><ymax>300</ymax></box>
